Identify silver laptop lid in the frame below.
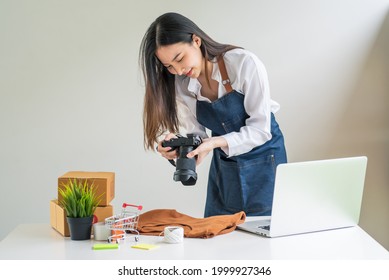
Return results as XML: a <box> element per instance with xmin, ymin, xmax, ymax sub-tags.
<box><xmin>269</xmin><ymin>156</ymin><xmax>367</xmax><ymax>237</ymax></box>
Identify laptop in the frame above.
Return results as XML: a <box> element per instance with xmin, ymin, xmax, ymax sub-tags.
<box><xmin>237</xmin><ymin>156</ymin><xmax>367</xmax><ymax>237</ymax></box>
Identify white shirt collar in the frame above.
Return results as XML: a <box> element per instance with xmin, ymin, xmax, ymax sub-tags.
<box><xmin>187</xmin><ymin>60</ymin><xmax>221</xmax><ymax>99</ymax></box>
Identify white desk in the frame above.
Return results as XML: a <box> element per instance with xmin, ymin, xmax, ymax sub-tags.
<box><xmin>0</xmin><ymin>223</ymin><xmax>387</xmax><ymax>260</ymax></box>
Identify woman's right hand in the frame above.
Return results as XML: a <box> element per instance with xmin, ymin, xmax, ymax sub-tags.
<box><xmin>156</xmin><ymin>133</ymin><xmax>178</xmax><ymax>160</ymax></box>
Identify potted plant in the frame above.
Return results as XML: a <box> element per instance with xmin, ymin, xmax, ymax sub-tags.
<box><xmin>59</xmin><ymin>178</ymin><xmax>101</xmax><ymax>240</ymax></box>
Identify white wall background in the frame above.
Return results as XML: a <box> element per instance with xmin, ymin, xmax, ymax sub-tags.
<box><xmin>1</xmin><ymin>0</ymin><xmax>388</xmax><ymax>250</ymax></box>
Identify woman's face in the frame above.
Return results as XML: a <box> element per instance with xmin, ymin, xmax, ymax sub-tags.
<box><xmin>156</xmin><ymin>35</ymin><xmax>204</xmax><ymax>78</ymax></box>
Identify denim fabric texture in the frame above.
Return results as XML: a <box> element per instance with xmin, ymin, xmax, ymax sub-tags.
<box><xmin>196</xmin><ymin>91</ymin><xmax>287</xmax><ymax>217</ymax></box>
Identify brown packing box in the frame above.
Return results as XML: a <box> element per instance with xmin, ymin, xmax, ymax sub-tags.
<box><xmin>50</xmin><ymin>199</ymin><xmax>114</xmax><ymax>237</ymax></box>
<box><xmin>58</xmin><ymin>171</ymin><xmax>115</xmax><ymax>206</ymax></box>
<box><xmin>94</xmin><ymin>204</ymin><xmax>114</xmax><ymax>224</ymax></box>
<box><xmin>50</xmin><ymin>199</ymin><xmax>70</xmax><ymax>237</ymax></box>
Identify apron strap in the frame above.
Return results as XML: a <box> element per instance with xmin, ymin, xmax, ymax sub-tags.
<box><xmin>217</xmin><ymin>57</ymin><xmax>233</xmax><ymax>93</ymax></box>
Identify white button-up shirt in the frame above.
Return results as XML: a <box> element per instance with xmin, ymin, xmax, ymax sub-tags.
<box><xmin>175</xmin><ymin>48</ymin><xmax>280</xmax><ymax>157</ymax></box>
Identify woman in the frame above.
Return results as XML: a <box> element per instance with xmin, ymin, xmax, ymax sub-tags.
<box><xmin>139</xmin><ymin>12</ymin><xmax>287</xmax><ymax>217</ymax></box>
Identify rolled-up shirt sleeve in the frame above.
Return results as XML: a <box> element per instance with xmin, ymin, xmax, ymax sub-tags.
<box><xmin>220</xmin><ymin>51</ymin><xmax>279</xmax><ymax>157</ymax></box>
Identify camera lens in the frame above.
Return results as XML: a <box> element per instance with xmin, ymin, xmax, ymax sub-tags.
<box><xmin>174</xmin><ymin>146</ymin><xmax>197</xmax><ymax>186</ymax></box>
<box><xmin>174</xmin><ymin>170</ymin><xmax>197</xmax><ymax>186</ymax></box>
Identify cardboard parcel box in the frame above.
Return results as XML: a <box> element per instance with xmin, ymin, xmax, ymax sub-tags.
<box><xmin>58</xmin><ymin>171</ymin><xmax>115</xmax><ymax>206</ymax></box>
<box><xmin>50</xmin><ymin>199</ymin><xmax>70</xmax><ymax>237</ymax></box>
<box><xmin>50</xmin><ymin>199</ymin><xmax>114</xmax><ymax>237</ymax></box>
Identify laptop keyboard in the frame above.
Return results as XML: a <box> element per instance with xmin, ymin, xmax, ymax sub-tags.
<box><xmin>257</xmin><ymin>225</ymin><xmax>270</xmax><ymax>231</ymax></box>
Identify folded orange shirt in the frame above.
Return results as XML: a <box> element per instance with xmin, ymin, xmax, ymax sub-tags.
<box><xmin>136</xmin><ymin>209</ymin><xmax>246</xmax><ymax>238</ymax></box>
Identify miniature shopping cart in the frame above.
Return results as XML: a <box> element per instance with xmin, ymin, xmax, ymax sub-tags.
<box><xmin>105</xmin><ymin>202</ymin><xmax>143</xmax><ymax>243</ymax></box>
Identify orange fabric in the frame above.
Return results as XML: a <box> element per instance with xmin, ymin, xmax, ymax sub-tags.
<box><xmin>136</xmin><ymin>209</ymin><xmax>246</xmax><ymax>238</ymax></box>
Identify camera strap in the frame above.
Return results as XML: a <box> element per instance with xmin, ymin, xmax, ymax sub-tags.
<box><xmin>217</xmin><ymin>57</ymin><xmax>233</xmax><ymax>93</ymax></box>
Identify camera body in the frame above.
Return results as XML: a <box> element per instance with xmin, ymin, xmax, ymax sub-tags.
<box><xmin>162</xmin><ymin>134</ymin><xmax>202</xmax><ymax>186</ymax></box>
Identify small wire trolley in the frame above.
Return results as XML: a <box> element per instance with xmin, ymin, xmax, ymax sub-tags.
<box><xmin>105</xmin><ymin>202</ymin><xmax>143</xmax><ymax>243</ymax></box>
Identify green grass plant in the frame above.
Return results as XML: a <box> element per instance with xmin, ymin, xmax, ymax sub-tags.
<box><xmin>59</xmin><ymin>179</ymin><xmax>102</xmax><ymax>218</ymax></box>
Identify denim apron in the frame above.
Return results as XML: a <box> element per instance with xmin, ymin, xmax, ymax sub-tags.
<box><xmin>196</xmin><ymin>59</ymin><xmax>287</xmax><ymax>217</ymax></box>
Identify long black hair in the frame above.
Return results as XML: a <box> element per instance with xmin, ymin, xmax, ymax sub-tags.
<box><xmin>139</xmin><ymin>12</ymin><xmax>238</xmax><ymax>150</ymax></box>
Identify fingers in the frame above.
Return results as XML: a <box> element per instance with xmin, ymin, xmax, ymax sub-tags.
<box><xmin>187</xmin><ymin>146</ymin><xmax>208</xmax><ymax>166</ymax></box>
<box><xmin>156</xmin><ymin>133</ymin><xmax>178</xmax><ymax>160</ymax></box>
<box><xmin>186</xmin><ymin>149</ymin><xmax>195</xmax><ymax>159</ymax></box>
<box><xmin>157</xmin><ymin>145</ymin><xmax>177</xmax><ymax>160</ymax></box>
<box><xmin>164</xmin><ymin>133</ymin><xmax>177</xmax><ymax>141</ymax></box>
<box><xmin>187</xmin><ymin>138</ymin><xmax>210</xmax><ymax>159</ymax></box>
<box><xmin>156</xmin><ymin>133</ymin><xmax>177</xmax><ymax>152</ymax></box>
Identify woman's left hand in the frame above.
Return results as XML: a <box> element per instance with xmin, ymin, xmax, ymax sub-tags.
<box><xmin>186</xmin><ymin>136</ymin><xmax>228</xmax><ymax>165</ymax></box>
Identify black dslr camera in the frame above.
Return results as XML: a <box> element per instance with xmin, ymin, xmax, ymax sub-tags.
<box><xmin>162</xmin><ymin>134</ymin><xmax>202</xmax><ymax>186</ymax></box>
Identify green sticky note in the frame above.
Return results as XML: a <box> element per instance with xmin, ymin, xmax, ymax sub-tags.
<box><xmin>131</xmin><ymin>243</ymin><xmax>159</xmax><ymax>250</ymax></box>
<box><xmin>93</xmin><ymin>243</ymin><xmax>119</xmax><ymax>250</ymax></box>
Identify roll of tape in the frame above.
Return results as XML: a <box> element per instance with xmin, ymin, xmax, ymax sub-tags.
<box><xmin>163</xmin><ymin>226</ymin><xmax>184</xmax><ymax>244</ymax></box>
<box><xmin>93</xmin><ymin>222</ymin><xmax>111</xmax><ymax>241</ymax></box>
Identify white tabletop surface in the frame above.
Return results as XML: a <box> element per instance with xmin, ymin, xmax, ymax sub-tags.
<box><xmin>0</xmin><ymin>222</ymin><xmax>387</xmax><ymax>260</ymax></box>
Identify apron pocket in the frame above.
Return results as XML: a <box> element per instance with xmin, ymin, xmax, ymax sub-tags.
<box><xmin>240</xmin><ymin>154</ymin><xmax>276</xmax><ymax>215</ymax></box>
<box><xmin>216</xmin><ymin>155</ymin><xmax>244</xmax><ymax>212</ymax></box>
